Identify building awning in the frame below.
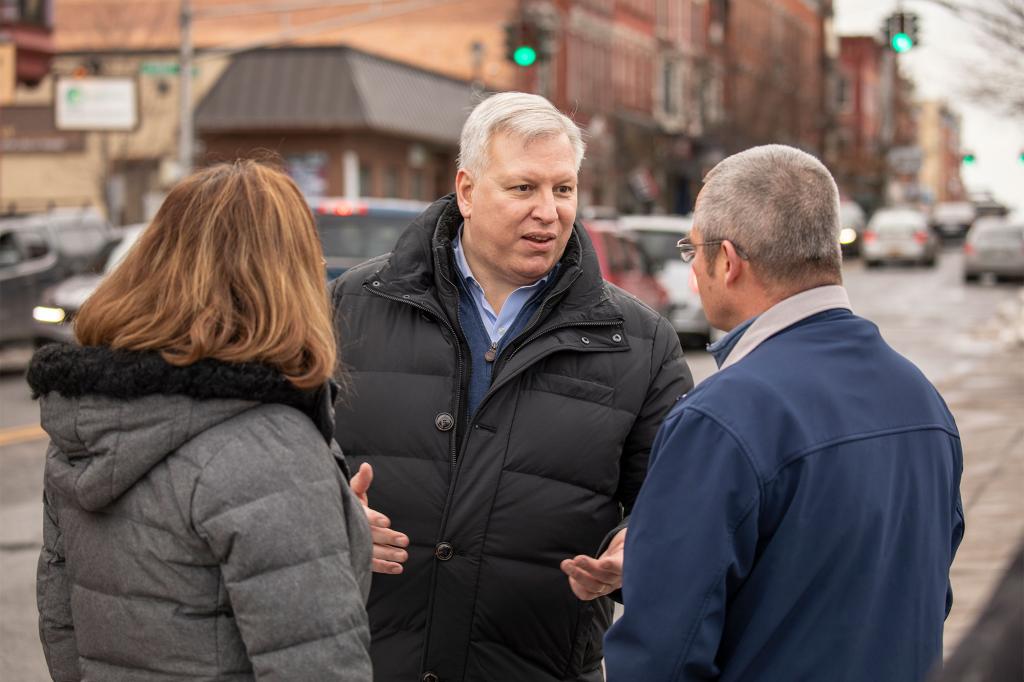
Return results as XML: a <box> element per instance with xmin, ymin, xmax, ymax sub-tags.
<box><xmin>195</xmin><ymin>46</ymin><xmax>476</xmax><ymax>145</ymax></box>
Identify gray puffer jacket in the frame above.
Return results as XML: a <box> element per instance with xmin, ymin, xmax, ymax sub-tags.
<box><xmin>28</xmin><ymin>344</ymin><xmax>372</xmax><ymax>681</ymax></box>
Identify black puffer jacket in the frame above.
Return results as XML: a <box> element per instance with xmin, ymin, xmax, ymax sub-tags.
<box><xmin>330</xmin><ymin>195</ymin><xmax>693</xmax><ymax>681</ymax></box>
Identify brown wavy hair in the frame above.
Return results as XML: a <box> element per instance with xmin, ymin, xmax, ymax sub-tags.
<box><xmin>75</xmin><ymin>160</ymin><xmax>336</xmax><ymax>390</ymax></box>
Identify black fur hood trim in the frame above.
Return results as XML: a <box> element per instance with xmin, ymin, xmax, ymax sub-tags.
<box><xmin>27</xmin><ymin>343</ymin><xmax>330</xmax><ymax>419</ymax></box>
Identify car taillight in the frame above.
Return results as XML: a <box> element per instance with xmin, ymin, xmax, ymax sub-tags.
<box><xmin>913</xmin><ymin>231</ymin><xmax>929</xmax><ymax>245</ymax></box>
<box><xmin>863</xmin><ymin>230</ymin><xmax>877</xmax><ymax>244</ymax></box>
<box><xmin>963</xmin><ymin>242</ymin><xmax>975</xmax><ymax>256</ymax></box>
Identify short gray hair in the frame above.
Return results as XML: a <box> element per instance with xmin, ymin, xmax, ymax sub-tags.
<box><xmin>696</xmin><ymin>144</ymin><xmax>842</xmax><ymax>285</ymax></box>
<box><xmin>458</xmin><ymin>92</ymin><xmax>586</xmax><ymax>177</ymax></box>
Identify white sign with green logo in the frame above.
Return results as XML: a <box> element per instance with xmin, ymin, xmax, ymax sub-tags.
<box><xmin>55</xmin><ymin>76</ymin><xmax>138</xmax><ymax>131</ymax></box>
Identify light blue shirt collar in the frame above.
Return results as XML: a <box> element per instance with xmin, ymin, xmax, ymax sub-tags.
<box><xmin>452</xmin><ymin>231</ymin><xmax>557</xmax><ymax>344</ymax></box>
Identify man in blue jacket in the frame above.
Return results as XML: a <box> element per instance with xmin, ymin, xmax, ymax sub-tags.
<box><xmin>604</xmin><ymin>144</ymin><xmax>965</xmax><ymax>682</ymax></box>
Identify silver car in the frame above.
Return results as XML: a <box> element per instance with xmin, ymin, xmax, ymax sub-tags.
<box><xmin>618</xmin><ymin>214</ymin><xmax>714</xmax><ymax>346</ymax></box>
<box><xmin>963</xmin><ymin>216</ymin><xmax>1024</xmax><ymax>283</ymax></box>
<box><xmin>862</xmin><ymin>207</ymin><xmax>939</xmax><ymax>268</ymax></box>
<box><xmin>33</xmin><ymin>224</ymin><xmax>148</xmax><ymax>345</ymax></box>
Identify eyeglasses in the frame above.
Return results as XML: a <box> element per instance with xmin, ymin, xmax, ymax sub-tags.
<box><xmin>676</xmin><ymin>236</ymin><xmax>749</xmax><ymax>263</ymax></box>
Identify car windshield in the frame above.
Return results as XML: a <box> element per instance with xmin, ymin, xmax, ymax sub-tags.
<box><xmin>52</xmin><ymin>219</ymin><xmax>108</xmax><ymax>257</ymax></box>
<box><xmin>872</xmin><ymin>213</ymin><xmax>924</xmax><ymax>233</ymax></box>
<box><xmin>972</xmin><ymin>225</ymin><xmax>1024</xmax><ymax>247</ymax></box>
<box><xmin>316</xmin><ymin>214</ymin><xmax>410</xmax><ymax>261</ymax></box>
<box><xmin>933</xmin><ymin>203</ymin><xmax>974</xmax><ymax>221</ymax></box>
<box><xmin>634</xmin><ymin>231</ymin><xmax>685</xmax><ymax>267</ymax></box>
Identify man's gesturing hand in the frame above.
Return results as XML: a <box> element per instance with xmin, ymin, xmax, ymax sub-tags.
<box><xmin>349</xmin><ymin>462</ymin><xmax>410</xmax><ymax>575</ymax></box>
<box><xmin>559</xmin><ymin>528</ymin><xmax>627</xmax><ymax>601</ymax></box>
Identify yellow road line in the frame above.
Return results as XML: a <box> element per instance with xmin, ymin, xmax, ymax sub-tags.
<box><xmin>0</xmin><ymin>424</ymin><xmax>47</xmax><ymax>447</ymax></box>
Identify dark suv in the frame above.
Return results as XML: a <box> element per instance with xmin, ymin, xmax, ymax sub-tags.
<box><xmin>311</xmin><ymin>198</ymin><xmax>429</xmax><ymax>280</ymax></box>
<box><xmin>0</xmin><ymin>219</ymin><xmax>63</xmax><ymax>347</ymax></box>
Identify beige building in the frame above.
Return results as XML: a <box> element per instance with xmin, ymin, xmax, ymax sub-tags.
<box><xmin>918</xmin><ymin>99</ymin><xmax>965</xmax><ymax>204</ymax></box>
<box><xmin>1</xmin><ymin>0</ymin><xmax>515</xmax><ymax>222</ymax></box>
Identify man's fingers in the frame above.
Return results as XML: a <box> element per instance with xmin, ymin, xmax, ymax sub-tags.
<box><xmin>372</xmin><ymin>558</ymin><xmax>405</xmax><ymax>575</ymax></box>
<box><xmin>567</xmin><ymin>555</ymin><xmax>622</xmax><ymax>583</ymax></box>
<box><xmin>364</xmin><ymin>507</ymin><xmax>391</xmax><ymax>529</ymax></box>
<box><xmin>349</xmin><ymin>462</ymin><xmax>373</xmax><ymax>503</ymax></box>
<box><xmin>371</xmin><ymin>526</ymin><xmax>409</xmax><ymax>547</ymax></box>
<box><xmin>561</xmin><ymin>558</ymin><xmax>617</xmax><ymax>599</ymax></box>
<box><xmin>374</xmin><ymin>543</ymin><xmax>408</xmax><ymax>564</ymax></box>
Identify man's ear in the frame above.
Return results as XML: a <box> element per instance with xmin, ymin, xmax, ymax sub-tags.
<box><xmin>721</xmin><ymin>240</ymin><xmax>746</xmax><ymax>286</ymax></box>
<box><xmin>455</xmin><ymin>169</ymin><xmax>474</xmax><ymax>219</ymax></box>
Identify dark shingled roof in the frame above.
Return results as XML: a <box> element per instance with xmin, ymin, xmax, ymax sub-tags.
<box><xmin>195</xmin><ymin>46</ymin><xmax>477</xmax><ymax>144</ymax></box>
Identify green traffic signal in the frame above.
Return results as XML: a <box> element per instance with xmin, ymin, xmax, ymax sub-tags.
<box><xmin>513</xmin><ymin>45</ymin><xmax>537</xmax><ymax>67</ymax></box>
<box><xmin>891</xmin><ymin>32</ymin><xmax>913</xmax><ymax>52</ymax></box>
<box><xmin>962</xmin><ymin>153</ymin><xmax>976</xmax><ymax>165</ymax></box>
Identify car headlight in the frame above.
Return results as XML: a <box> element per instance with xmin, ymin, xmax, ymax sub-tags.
<box><xmin>33</xmin><ymin>306</ymin><xmax>67</xmax><ymax>324</ymax></box>
<box><xmin>839</xmin><ymin>228</ymin><xmax>858</xmax><ymax>245</ymax></box>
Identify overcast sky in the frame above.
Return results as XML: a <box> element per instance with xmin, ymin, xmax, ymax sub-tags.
<box><xmin>833</xmin><ymin>0</ymin><xmax>1023</xmax><ymax>211</ymax></box>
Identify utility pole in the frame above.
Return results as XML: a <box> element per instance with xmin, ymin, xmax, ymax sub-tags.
<box><xmin>178</xmin><ymin>0</ymin><xmax>194</xmax><ymax>176</ymax></box>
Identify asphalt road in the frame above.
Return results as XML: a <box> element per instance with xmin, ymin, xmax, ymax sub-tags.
<box><xmin>1</xmin><ymin>248</ymin><xmax>1022</xmax><ymax>679</ymax></box>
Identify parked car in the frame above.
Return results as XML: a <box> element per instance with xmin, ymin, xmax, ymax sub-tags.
<box><xmin>963</xmin><ymin>216</ymin><xmax>1024</xmax><ymax>283</ymax></box>
<box><xmin>618</xmin><ymin>214</ymin><xmax>713</xmax><ymax>346</ymax></box>
<box><xmin>930</xmin><ymin>201</ymin><xmax>976</xmax><ymax>241</ymax></box>
<box><xmin>33</xmin><ymin>224</ymin><xmax>148</xmax><ymax>346</ymax></box>
<box><xmin>839</xmin><ymin>199</ymin><xmax>867</xmax><ymax>257</ymax></box>
<box><xmin>11</xmin><ymin>208</ymin><xmax>115</xmax><ymax>278</ymax></box>
<box><xmin>311</xmin><ymin>198</ymin><xmax>429</xmax><ymax>279</ymax></box>
<box><xmin>862</xmin><ymin>207</ymin><xmax>939</xmax><ymax>267</ymax></box>
<box><xmin>583</xmin><ymin>220</ymin><xmax>671</xmax><ymax>318</ymax></box>
<box><xmin>0</xmin><ymin>219</ymin><xmax>63</xmax><ymax>348</ymax></box>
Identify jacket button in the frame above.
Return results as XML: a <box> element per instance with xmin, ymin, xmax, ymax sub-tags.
<box><xmin>422</xmin><ymin>673</ymin><xmax>439</xmax><ymax>682</ymax></box>
<box><xmin>434</xmin><ymin>542</ymin><xmax>454</xmax><ymax>561</ymax></box>
<box><xmin>435</xmin><ymin>412</ymin><xmax>454</xmax><ymax>431</ymax></box>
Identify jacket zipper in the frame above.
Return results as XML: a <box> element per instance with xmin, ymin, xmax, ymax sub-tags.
<box><xmin>363</xmin><ymin>282</ymin><xmax>466</xmax><ymax>473</ymax></box>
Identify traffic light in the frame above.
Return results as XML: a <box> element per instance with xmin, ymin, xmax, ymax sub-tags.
<box><xmin>504</xmin><ymin>18</ymin><xmax>554</xmax><ymax>67</ymax></box>
<box><xmin>962</xmin><ymin>153</ymin><xmax>976</xmax><ymax>165</ymax></box>
<box><xmin>885</xmin><ymin>12</ymin><xmax>918</xmax><ymax>53</ymax></box>
<box><xmin>906</xmin><ymin>13</ymin><xmax>920</xmax><ymax>46</ymax></box>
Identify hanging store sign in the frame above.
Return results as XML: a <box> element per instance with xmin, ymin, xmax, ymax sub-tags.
<box><xmin>54</xmin><ymin>76</ymin><xmax>139</xmax><ymax>132</ymax></box>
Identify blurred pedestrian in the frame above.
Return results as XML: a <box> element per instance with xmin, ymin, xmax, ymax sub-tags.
<box><xmin>28</xmin><ymin>160</ymin><xmax>373</xmax><ymax>681</ymax></box>
<box><xmin>329</xmin><ymin>92</ymin><xmax>693</xmax><ymax>681</ymax></box>
<box><xmin>930</xmin><ymin>536</ymin><xmax>1024</xmax><ymax>682</ymax></box>
<box><xmin>604</xmin><ymin>145</ymin><xmax>965</xmax><ymax>682</ymax></box>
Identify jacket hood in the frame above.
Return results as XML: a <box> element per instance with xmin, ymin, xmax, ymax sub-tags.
<box><xmin>366</xmin><ymin>194</ymin><xmax>621</xmax><ymax>324</ymax></box>
<box><xmin>27</xmin><ymin>343</ymin><xmax>337</xmax><ymax>511</ymax></box>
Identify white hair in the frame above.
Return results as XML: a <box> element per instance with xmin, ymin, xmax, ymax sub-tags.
<box><xmin>696</xmin><ymin>144</ymin><xmax>842</xmax><ymax>285</ymax></box>
<box><xmin>457</xmin><ymin>92</ymin><xmax>586</xmax><ymax>177</ymax></box>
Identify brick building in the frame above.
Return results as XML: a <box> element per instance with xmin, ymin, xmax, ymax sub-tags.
<box><xmin>834</xmin><ymin>35</ymin><xmax>885</xmax><ymax>210</ymax></box>
<box><xmin>2</xmin><ymin>0</ymin><xmax>838</xmax><ymax>219</ymax></box>
<box><xmin>195</xmin><ymin>46</ymin><xmax>474</xmax><ymax>201</ymax></box>
<box><xmin>918</xmin><ymin>100</ymin><xmax>965</xmax><ymax>204</ymax></box>
<box><xmin>714</xmin><ymin>0</ymin><xmax>831</xmax><ymax>156</ymax></box>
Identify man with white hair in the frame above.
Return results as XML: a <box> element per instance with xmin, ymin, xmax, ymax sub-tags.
<box><xmin>329</xmin><ymin>92</ymin><xmax>692</xmax><ymax>681</ymax></box>
<box><xmin>604</xmin><ymin>145</ymin><xmax>965</xmax><ymax>681</ymax></box>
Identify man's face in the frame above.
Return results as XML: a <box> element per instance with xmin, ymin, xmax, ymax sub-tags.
<box><xmin>456</xmin><ymin>131</ymin><xmax>577</xmax><ymax>290</ymax></box>
<box><xmin>689</xmin><ymin>219</ymin><xmax>730</xmax><ymax>332</ymax></box>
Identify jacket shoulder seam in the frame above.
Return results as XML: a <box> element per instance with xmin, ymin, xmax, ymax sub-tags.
<box><xmin>765</xmin><ymin>423</ymin><xmax>962</xmax><ymax>483</ymax></box>
<box><xmin>682</xmin><ymin>405</ymin><xmax>765</xmax><ymax>500</ymax></box>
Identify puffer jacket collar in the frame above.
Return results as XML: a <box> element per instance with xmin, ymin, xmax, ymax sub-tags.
<box><xmin>362</xmin><ymin>193</ymin><xmax>624</xmax><ymax>329</ymax></box>
<box><xmin>27</xmin><ymin>343</ymin><xmax>339</xmax><ymax>511</ymax></box>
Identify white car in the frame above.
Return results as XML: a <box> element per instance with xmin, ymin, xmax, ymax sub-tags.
<box><xmin>862</xmin><ymin>207</ymin><xmax>939</xmax><ymax>268</ymax></box>
<box><xmin>618</xmin><ymin>214</ymin><xmax>715</xmax><ymax>346</ymax></box>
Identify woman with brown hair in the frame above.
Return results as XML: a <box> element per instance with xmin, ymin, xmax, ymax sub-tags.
<box><xmin>28</xmin><ymin>160</ymin><xmax>372</xmax><ymax>681</ymax></box>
